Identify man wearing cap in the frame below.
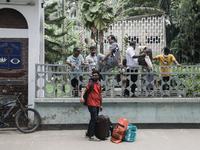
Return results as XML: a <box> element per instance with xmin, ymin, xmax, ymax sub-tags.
<box><xmin>126</xmin><ymin>41</ymin><xmax>146</xmax><ymax>97</ymax></box>
<box><xmin>66</xmin><ymin>47</ymin><xmax>85</xmax><ymax>92</ymax></box>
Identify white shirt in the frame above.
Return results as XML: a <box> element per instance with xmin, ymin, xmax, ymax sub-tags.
<box><xmin>126</xmin><ymin>46</ymin><xmax>138</xmax><ymax>70</ymax></box>
<box><xmin>85</xmin><ymin>54</ymin><xmax>97</xmax><ymax>72</ymax></box>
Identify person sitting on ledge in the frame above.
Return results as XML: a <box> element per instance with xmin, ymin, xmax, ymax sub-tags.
<box><xmin>97</xmin><ymin>35</ymin><xmax>122</xmax><ymax>80</ymax></box>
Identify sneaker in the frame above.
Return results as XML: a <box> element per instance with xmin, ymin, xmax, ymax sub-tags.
<box><xmin>85</xmin><ymin>133</ymin><xmax>89</xmax><ymax>138</ymax></box>
<box><xmin>88</xmin><ymin>136</ymin><xmax>100</xmax><ymax>141</ymax></box>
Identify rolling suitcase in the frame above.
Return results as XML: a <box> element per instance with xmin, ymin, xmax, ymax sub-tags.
<box><xmin>95</xmin><ymin>115</ymin><xmax>110</xmax><ymax>140</ymax></box>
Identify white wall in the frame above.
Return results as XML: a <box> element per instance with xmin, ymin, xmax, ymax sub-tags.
<box><xmin>0</xmin><ymin>0</ymin><xmax>44</xmax><ymax>107</ymax></box>
<box><xmin>104</xmin><ymin>14</ymin><xmax>166</xmax><ymax>56</ymax></box>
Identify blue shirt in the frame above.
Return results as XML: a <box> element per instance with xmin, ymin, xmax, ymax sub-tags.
<box><xmin>67</xmin><ymin>55</ymin><xmax>84</xmax><ymax>78</ymax></box>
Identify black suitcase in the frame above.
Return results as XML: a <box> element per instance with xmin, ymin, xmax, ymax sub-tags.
<box><xmin>95</xmin><ymin>115</ymin><xmax>110</xmax><ymax>140</ymax></box>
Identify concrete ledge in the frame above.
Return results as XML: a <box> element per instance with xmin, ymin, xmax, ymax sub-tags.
<box><xmin>34</xmin><ymin>98</ymin><xmax>200</xmax><ymax>125</ymax></box>
<box><xmin>35</xmin><ymin>98</ymin><xmax>200</xmax><ymax>103</ymax></box>
<box><xmin>38</xmin><ymin>123</ymin><xmax>200</xmax><ymax>130</ymax></box>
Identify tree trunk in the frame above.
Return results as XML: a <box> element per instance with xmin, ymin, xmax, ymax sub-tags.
<box><xmin>62</xmin><ymin>0</ymin><xmax>67</xmax><ymax>92</ymax></box>
<box><xmin>99</xmin><ymin>30</ymin><xmax>104</xmax><ymax>54</ymax></box>
<box><xmin>96</xmin><ymin>32</ymin><xmax>99</xmax><ymax>54</ymax></box>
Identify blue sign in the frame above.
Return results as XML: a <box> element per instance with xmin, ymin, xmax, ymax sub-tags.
<box><xmin>0</xmin><ymin>41</ymin><xmax>21</xmax><ymax>69</ymax></box>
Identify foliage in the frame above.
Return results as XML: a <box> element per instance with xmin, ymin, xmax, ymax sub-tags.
<box><xmin>121</xmin><ymin>0</ymin><xmax>163</xmax><ymax>18</ymax></box>
<box><xmin>45</xmin><ymin>2</ymin><xmax>65</xmax><ymax>64</ymax></box>
<box><xmin>46</xmin><ymin>83</ymin><xmax>70</xmax><ymax>97</ymax></box>
<box><xmin>168</xmin><ymin>0</ymin><xmax>200</xmax><ymax>64</ymax></box>
<box><xmin>45</xmin><ymin>1</ymin><xmax>78</xmax><ymax>64</ymax></box>
<box><xmin>81</xmin><ymin>0</ymin><xmax>114</xmax><ymax>32</ymax></box>
<box><xmin>123</xmin><ymin>34</ymin><xmax>129</xmax><ymax>50</ymax></box>
<box><xmin>80</xmin><ymin>0</ymin><xmax>115</xmax><ymax>53</ymax></box>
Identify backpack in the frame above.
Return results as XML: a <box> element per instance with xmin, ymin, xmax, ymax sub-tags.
<box><xmin>83</xmin><ymin>80</ymin><xmax>101</xmax><ymax>106</ymax></box>
<box><xmin>110</xmin><ymin>117</ymin><xmax>130</xmax><ymax>144</ymax></box>
<box><xmin>110</xmin><ymin>43</ymin><xmax>120</xmax><ymax>66</ymax></box>
<box><xmin>138</xmin><ymin>48</ymin><xmax>153</xmax><ymax>66</ymax></box>
<box><xmin>122</xmin><ymin>123</ymin><xmax>137</xmax><ymax>142</ymax></box>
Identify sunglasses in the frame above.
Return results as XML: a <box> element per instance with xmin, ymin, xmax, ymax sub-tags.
<box><xmin>92</xmin><ymin>75</ymin><xmax>98</xmax><ymax>77</ymax></box>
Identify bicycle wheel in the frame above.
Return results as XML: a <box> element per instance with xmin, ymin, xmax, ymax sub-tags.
<box><xmin>15</xmin><ymin>108</ymin><xmax>41</xmax><ymax>133</ymax></box>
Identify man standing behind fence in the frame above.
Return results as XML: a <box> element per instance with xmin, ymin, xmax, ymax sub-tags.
<box><xmin>126</xmin><ymin>41</ymin><xmax>146</xmax><ymax>97</ymax></box>
<box><xmin>66</xmin><ymin>47</ymin><xmax>85</xmax><ymax>92</ymax></box>
<box><xmin>85</xmin><ymin>46</ymin><xmax>97</xmax><ymax>75</ymax></box>
<box><xmin>152</xmin><ymin>47</ymin><xmax>181</xmax><ymax>90</ymax></box>
<box><xmin>97</xmin><ymin>35</ymin><xmax>122</xmax><ymax>80</ymax></box>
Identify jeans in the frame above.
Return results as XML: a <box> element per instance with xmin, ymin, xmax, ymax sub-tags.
<box><xmin>162</xmin><ymin>76</ymin><xmax>172</xmax><ymax>90</ymax></box>
<box><xmin>71</xmin><ymin>76</ymin><xmax>83</xmax><ymax>91</ymax></box>
<box><xmin>87</xmin><ymin>106</ymin><xmax>99</xmax><ymax>137</ymax></box>
<box><xmin>97</xmin><ymin>54</ymin><xmax>113</xmax><ymax>80</ymax></box>
<box><xmin>125</xmin><ymin>69</ymin><xmax>138</xmax><ymax>96</ymax></box>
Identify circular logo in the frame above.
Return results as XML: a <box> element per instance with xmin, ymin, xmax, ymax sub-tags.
<box><xmin>10</xmin><ymin>58</ymin><xmax>20</xmax><ymax>64</ymax></box>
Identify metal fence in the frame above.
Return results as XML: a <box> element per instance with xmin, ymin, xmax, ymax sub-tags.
<box><xmin>35</xmin><ymin>64</ymin><xmax>200</xmax><ymax>98</ymax></box>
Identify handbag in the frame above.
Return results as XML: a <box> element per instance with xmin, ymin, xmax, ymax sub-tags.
<box><xmin>145</xmin><ymin>55</ymin><xmax>153</xmax><ymax>70</ymax></box>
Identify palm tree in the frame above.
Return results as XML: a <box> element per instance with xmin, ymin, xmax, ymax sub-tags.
<box><xmin>80</xmin><ymin>0</ymin><xmax>115</xmax><ymax>54</ymax></box>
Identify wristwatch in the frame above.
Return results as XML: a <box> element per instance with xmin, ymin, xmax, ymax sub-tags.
<box><xmin>101</xmin><ymin>59</ymin><xmax>104</xmax><ymax>62</ymax></box>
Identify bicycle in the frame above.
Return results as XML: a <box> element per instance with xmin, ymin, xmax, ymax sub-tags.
<box><xmin>0</xmin><ymin>93</ymin><xmax>41</xmax><ymax>133</ymax></box>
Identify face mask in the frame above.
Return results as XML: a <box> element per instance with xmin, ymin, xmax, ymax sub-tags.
<box><xmin>92</xmin><ymin>78</ymin><xmax>98</xmax><ymax>81</ymax></box>
<box><xmin>164</xmin><ymin>54</ymin><xmax>168</xmax><ymax>58</ymax></box>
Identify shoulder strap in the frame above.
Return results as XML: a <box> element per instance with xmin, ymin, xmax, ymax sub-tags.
<box><xmin>87</xmin><ymin>80</ymin><xmax>93</xmax><ymax>94</ymax></box>
<box><xmin>99</xmin><ymin>83</ymin><xmax>101</xmax><ymax>89</ymax></box>
<box><xmin>89</xmin><ymin>81</ymin><xmax>101</xmax><ymax>93</ymax></box>
<box><xmin>91</xmin><ymin>81</ymin><xmax>94</xmax><ymax>89</ymax></box>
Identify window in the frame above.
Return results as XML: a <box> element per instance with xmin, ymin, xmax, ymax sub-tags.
<box><xmin>128</xmin><ymin>36</ymin><xmax>139</xmax><ymax>43</ymax></box>
<box><xmin>146</xmin><ymin>36</ymin><xmax>160</xmax><ymax>44</ymax></box>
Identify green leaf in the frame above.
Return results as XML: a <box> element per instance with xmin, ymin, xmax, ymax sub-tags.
<box><xmin>89</xmin><ymin>4</ymin><xmax>100</xmax><ymax>13</ymax></box>
<box><xmin>102</xmin><ymin>14</ymin><xmax>110</xmax><ymax>20</ymax></box>
<box><xmin>83</xmin><ymin>3</ymin><xmax>90</xmax><ymax>9</ymax></box>
<box><xmin>84</xmin><ymin>21</ymin><xmax>93</xmax><ymax>30</ymax></box>
<box><xmin>94</xmin><ymin>18</ymin><xmax>105</xmax><ymax>31</ymax></box>
<box><xmin>85</xmin><ymin>13</ymin><xmax>93</xmax><ymax>22</ymax></box>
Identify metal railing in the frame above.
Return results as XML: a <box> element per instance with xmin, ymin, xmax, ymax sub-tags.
<box><xmin>35</xmin><ymin>64</ymin><xmax>200</xmax><ymax>98</ymax></box>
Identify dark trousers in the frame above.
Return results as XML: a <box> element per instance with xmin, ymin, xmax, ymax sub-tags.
<box><xmin>87</xmin><ymin>106</ymin><xmax>99</xmax><ymax>137</ymax></box>
<box><xmin>125</xmin><ymin>69</ymin><xmax>138</xmax><ymax>96</ymax></box>
<box><xmin>71</xmin><ymin>76</ymin><xmax>83</xmax><ymax>91</ymax></box>
<box><xmin>162</xmin><ymin>76</ymin><xmax>172</xmax><ymax>90</ymax></box>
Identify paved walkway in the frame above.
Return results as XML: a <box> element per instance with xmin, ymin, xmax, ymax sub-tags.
<box><xmin>0</xmin><ymin>128</ymin><xmax>199</xmax><ymax>150</ymax></box>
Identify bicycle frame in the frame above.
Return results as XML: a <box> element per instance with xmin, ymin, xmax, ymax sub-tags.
<box><xmin>0</xmin><ymin>98</ymin><xmax>20</xmax><ymax>127</ymax></box>
<box><xmin>0</xmin><ymin>94</ymin><xmax>40</xmax><ymax>133</ymax></box>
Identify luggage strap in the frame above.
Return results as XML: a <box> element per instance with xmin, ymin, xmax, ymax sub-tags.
<box><xmin>117</xmin><ymin>123</ymin><xmax>125</xmax><ymax>128</ymax></box>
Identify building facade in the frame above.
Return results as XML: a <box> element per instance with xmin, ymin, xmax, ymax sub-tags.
<box><xmin>0</xmin><ymin>0</ymin><xmax>44</xmax><ymax>120</ymax></box>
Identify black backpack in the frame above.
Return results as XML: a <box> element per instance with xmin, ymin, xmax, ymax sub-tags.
<box><xmin>138</xmin><ymin>48</ymin><xmax>153</xmax><ymax>66</ymax></box>
<box><xmin>83</xmin><ymin>80</ymin><xmax>101</xmax><ymax>106</ymax></box>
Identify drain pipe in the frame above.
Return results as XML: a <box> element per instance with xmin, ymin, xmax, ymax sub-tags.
<box><xmin>0</xmin><ymin>2</ymin><xmax>35</xmax><ymax>6</ymax></box>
